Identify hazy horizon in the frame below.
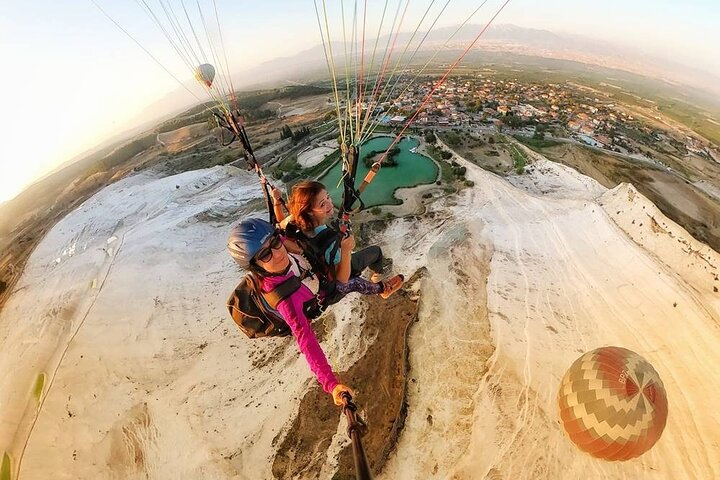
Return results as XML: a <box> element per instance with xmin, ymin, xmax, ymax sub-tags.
<box><xmin>1</xmin><ymin>0</ymin><xmax>719</xmax><ymax>205</ymax></box>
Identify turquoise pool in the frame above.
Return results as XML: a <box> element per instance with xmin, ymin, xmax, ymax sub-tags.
<box><xmin>319</xmin><ymin>136</ymin><xmax>438</xmax><ymax>207</ymax></box>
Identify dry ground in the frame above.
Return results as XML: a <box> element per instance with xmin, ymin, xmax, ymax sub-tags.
<box><xmin>157</xmin><ymin>123</ymin><xmax>209</xmax><ymax>150</ymax></box>
<box><xmin>0</xmin><ymin>142</ymin><xmax>167</xmax><ymax>316</ymax></box>
<box><xmin>537</xmin><ymin>143</ymin><xmax>720</xmax><ymax>253</ymax></box>
<box><xmin>273</xmin><ymin>277</ymin><xmax>421</xmax><ymax>479</ymax></box>
<box><xmin>441</xmin><ymin>132</ymin><xmax>516</xmax><ymax>174</ymax></box>
<box><xmin>263</xmin><ymin>94</ymin><xmax>331</xmax><ymax>119</ymax></box>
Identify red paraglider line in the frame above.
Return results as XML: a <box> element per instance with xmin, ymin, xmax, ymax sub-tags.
<box><xmin>360</xmin><ymin>0</ymin><xmax>409</xmax><ymax>139</ymax></box>
<box><xmin>375</xmin><ymin>0</ymin><xmax>512</xmax><ymax>166</ymax></box>
<box><xmin>357</xmin><ymin>0</ymin><xmax>367</xmax><ymax>139</ymax></box>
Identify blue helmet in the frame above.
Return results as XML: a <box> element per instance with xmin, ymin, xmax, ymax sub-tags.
<box><xmin>228</xmin><ymin>218</ymin><xmax>276</xmax><ymax>268</ymax></box>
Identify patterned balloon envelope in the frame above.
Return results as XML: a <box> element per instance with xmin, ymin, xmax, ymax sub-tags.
<box><xmin>558</xmin><ymin>346</ymin><xmax>668</xmax><ymax>461</ymax></box>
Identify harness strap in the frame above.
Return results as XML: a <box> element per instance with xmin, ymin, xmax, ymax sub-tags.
<box><xmin>216</xmin><ymin>110</ymin><xmax>281</xmax><ymax>225</ymax></box>
<box><xmin>250</xmin><ymin>273</ymin><xmax>302</xmax><ymax>310</ymax></box>
<box><xmin>284</xmin><ymin>224</ymin><xmax>340</xmax><ymax>280</ymax></box>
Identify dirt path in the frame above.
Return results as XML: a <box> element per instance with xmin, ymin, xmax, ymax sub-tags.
<box><xmin>272</xmin><ymin>270</ymin><xmax>423</xmax><ymax>479</ymax></box>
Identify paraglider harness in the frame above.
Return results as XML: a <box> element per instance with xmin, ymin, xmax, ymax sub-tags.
<box><xmin>282</xmin><ymin>221</ymin><xmax>345</xmax><ymax>305</ymax></box>
<box><xmin>226</xmin><ymin>272</ymin><xmax>297</xmax><ymax>338</ymax></box>
<box><xmin>213</xmin><ymin>110</ymin><xmax>251</xmax><ymax>148</ymax></box>
<box><xmin>226</xmin><ymin>143</ymin><xmax>369</xmax><ymax>339</ymax></box>
<box><xmin>224</xmin><ymin>134</ymin><xmax>373</xmax><ymax>477</ymax></box>
<box><xmin>337</xmin><ymin>144</ymin><xmax>365</xmax><ymax>236</ymax></box>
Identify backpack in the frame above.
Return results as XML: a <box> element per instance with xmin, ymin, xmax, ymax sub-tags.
<box><xmin>226</xmin><ymin>273</ymin><xmax>301</xmax><ymax>339</ymax></box>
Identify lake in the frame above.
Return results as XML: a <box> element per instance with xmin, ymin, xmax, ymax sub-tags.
<box><xmin>319</xmin><ymin>136</ymin><xmax>438</xmax><ymax>207</ymax></box>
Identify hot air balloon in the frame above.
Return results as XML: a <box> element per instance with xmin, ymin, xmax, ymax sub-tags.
<box><xmin>558</xmin><ymin>346</ymin><xmax>668</xmax><ymax>461</ymax></box>
<box><xmin>194</xmin><ymin>63</ymin><xmax>215</xmax><ymax>88</ymax></box>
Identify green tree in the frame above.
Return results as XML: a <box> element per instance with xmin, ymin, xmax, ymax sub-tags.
<box><xmin>512</xmin><ymin>146</ymin><xmax>526</xmax><ymax>174</ymax></box>
<box><xmin>503</xmin><ymin>113</ymin><xmax>523</xmax><ymax>128</ymax></box>
<box><xmin>533</xmin><ymin>123</ymin><xmax>547</xmax><ymax>140</ymax></box>
<box><xmin>445</xmin><ymin>131</ymin><xmax>462</xmax><ymax>146</ymax></box>
<box><xmin>206</xmin><ymin>115</ymin><xmax>219</xmax><ymax>131</ymax></box>
<box><xmin>280</xmin><ymin>125</ymin><xmax>294</xmax><ymax>140</ymax></box>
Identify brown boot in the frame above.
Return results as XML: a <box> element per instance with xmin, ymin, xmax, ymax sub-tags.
<box><xmin>379</xmin><ymin>274</ymin><xmax>405</xmax><ymax>299</ymax></box>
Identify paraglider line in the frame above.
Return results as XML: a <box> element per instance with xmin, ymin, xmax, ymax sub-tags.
<box><xmin>356</xmin><ymin>0</ymin><xmax>367</xmax><ymax>140</ymax></box>
<box><xmin>362</xmin><ymin>0</ymin><xmax>489</xmax><ymax>143</ymax></box>
<box><xmin>361</xmin><ymin>0</ymin><xmax>457</xmax><ymax>142</ymax></box>
<box><xmin>212</xmin><ymin>0</ymin><xmax>238</xmax><ymax>110</ymax></box>
<box><xmin>137</xmin><ymin>0</ymin><xmax>199</xmax><ymax>74</ymax></box>
<box><xmin>358</xmin><ymin>0</ymin><xmax>390</xmax><ymax>140</ymax></box>
<box><xmin>376</xmin><ymin>0</ymin><xmax>511</xmax><ymax>167</ymax></box>
<box><xmin>196</xmin><ymin>1</ymin><xmax>232</xmax><ymax>111</ymax></box>
<box><xmin>358</xmin><ymin>0</ymin><xmax>438</xmax><ymax>140</ymax></box>
<box><xmin>341</xmin><ymin>1</ymin><xmax>356</xmax><ymax>144</ymax></box>
<box><xmin>157</xmin><ymin>0</ymin><xmax>203</xmax><ymax>67</ymax></box>
<box><xmin>180</xmin><ymin>0</ymin><xmax>211</xmax><ymax>64</ymax></box>
<box><xmin>357</xmin><ymin>0</ymin><xmax>410</xmax><ymax>141</ymax></box>
<box><xmin>314</xmin><ymin>0</ymin><xmax>347</xmax><ymax>145</ymax></box>
<box><xmin>90</xmin><ymin>0</ymin><xmax>202</xmax><ymax>103</ymax></box>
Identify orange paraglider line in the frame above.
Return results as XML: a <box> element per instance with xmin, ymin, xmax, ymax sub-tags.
<box><xmin>359</xmin><ymin>0</ymin><xmax>490</xmax><ymax>144</ymax></box>
<box><xmin>356</xmin><ymin>0</ymin><xmax>367</xmax><ymax>140</ymax></box>
<box><xmin>360</xmin><ymin>0</ymin><xmax>452</xmax><ymax>142</ymax></box>
<box><xmin>358</xmin><ymin>0</ymin><xmax>409</xmax><ymax>142</ymax></box>
<box><xmin>359</xmin><ymin>0</ymin><xmax>511</xmax><ymax>194</ymax></box>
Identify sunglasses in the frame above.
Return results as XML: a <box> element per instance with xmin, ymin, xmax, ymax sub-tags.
<box><xmin>254</xmin><ymin>234</ymin><xmax>283</xmax><ymax>263</ymax></box>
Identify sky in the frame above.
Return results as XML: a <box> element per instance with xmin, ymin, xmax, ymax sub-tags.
<box><xmin>1</xmin><ymin>0</ymin><xmax>719</xmax><ymax>205</ymax></box>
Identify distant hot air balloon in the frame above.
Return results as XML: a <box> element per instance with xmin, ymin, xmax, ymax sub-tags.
<box><xmin>194</xmin><ymin>63</ymin><xmax>216</xmax><ymax>88</ymax></box>
<box><xmin>558</xmin><ymin>346</ymin><xmax>668</xmax><ymax>461</ymax></box>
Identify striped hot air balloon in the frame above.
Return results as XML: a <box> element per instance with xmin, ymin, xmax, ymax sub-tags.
<box><xmin>558</xmin><ymin>346</ymin><xmax>668</xmax><ymax>461</ymax></box>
